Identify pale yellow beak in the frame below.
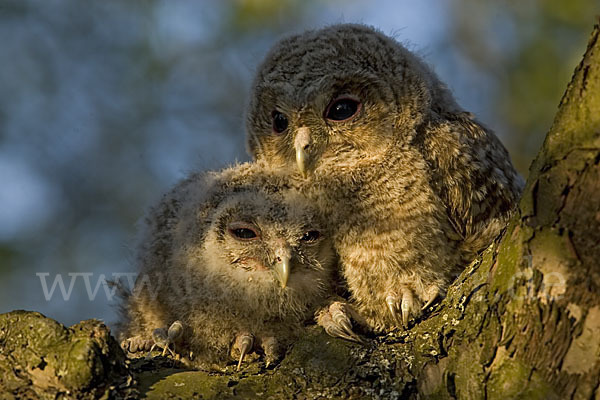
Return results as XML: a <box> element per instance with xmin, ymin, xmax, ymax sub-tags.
<box><xmin>294</xmin><ymin>127</ymin><xmax>311</xmax><ymax>178</ymax></box>
<box><xmin>274</xmin><ymin>248</ymin><xmax>291</xmax><ymax>288</ymax></box>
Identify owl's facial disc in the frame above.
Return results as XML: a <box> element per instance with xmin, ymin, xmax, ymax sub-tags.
<box><xmin>274</xmin><ymin>228</ymin><xmax>323</xmax><ymax>288</ymax></box>
<box><xmin>226</xmin><ymin>219</ymin><xmax>293</xmax><ymax>288</ymax></box>
<box><xmin>291</xmin><ymin>96</ymin><xmax>362</xmax><ymax>177</ymax></box>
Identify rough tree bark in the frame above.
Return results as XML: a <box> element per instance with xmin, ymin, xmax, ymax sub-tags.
<box><xmin>1</xmin><ymin>20</ymin><xmax>599</xmax><ymax>400</ymax></box>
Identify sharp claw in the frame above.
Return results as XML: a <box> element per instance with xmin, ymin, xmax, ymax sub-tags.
<box><xmin>264</xmin><ymin>353</ymin><xmax>276</xmax><ymax>369</ymax></box>
<box><xmin>318</xmin><ymin>302</ymin><xmax>366</xmax><ymax>344</ymax></box>
<box><xmin>331</xmin><ymin>307</ymin><xmax>352</xmax><ymax>332</ymax></box>
<box><xmin>332</xmin><ymin>304</ymin><xmax>365</xmax><ymax>343</ymax></box>
<box><xmin>260</xmin><ymin>337</ymin><xmax>280</xmax><ymax>368</ymax></box>
<box><xmin>146</xmin><ymin>343</ymin><xmax>157</xmax><ymax>359</ymax></box>
<box><xmin>422</xmin><ymin>299</ymin><xmax>435</xmax><ymax>311</ymax></box>
<box><xmin>160</xmin><ymin>344</ymin><xmax>176</xmax><ymax>358</ymax></box>
<box><xmin>421</xmin><ymin>287</ymin><xmax>440</xmax><ymax>311</ymax></box>
<box><xmin>147</xmin><ymin>324</ymin><xmax>181</xmax><ymax>358</ymax></box>
<box><xmin>338</xmin><ymin>323</ymin><xmax>364</xmax><ymax>344</ymax></box>
<box><xmin>236</xmin><ymin>334</ymin><xmax>254</xmax><ymax>371</ymax></box>
<box><xmin>325</xmin><ymin>323</ymin><xmax>364</xmax><ymax>344</ymax></box>
<box><xmin>386</xmin><ymin>295</ymin><xmax>401</xmax><ymax>325</ymax></box>
<box><xmin>337</xmin><ymin>316</ymin><xmax>354</xmax><ymax>334</ymax></box>
<box><xmin>325</xmin><ymin>315</ymin><xmax>364</xmax><ymax>344</ymax></box>
<box><xmin>401</xmin><ymin>289</ymin><xmax>415</xmax><ymax>327</ymax></box>
<box><xmin>144</xmin><ymin>339</ymin><xmax>154</xmax><ymax>352</ymax></box>
<box><xmin>162</xmin><ymin>321</ymin><xmax>184</xmax><ymax>357</ymax></box>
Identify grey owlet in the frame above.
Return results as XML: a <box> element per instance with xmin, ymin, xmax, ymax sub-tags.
<box><xmin>117</xmin><ymin>162</ymin><xmax>336</xmax><ymax>369</ymax></box>
<box><xmin>245</xmin><ymin>24</ymin><xmax>524</xmax><ymax>336</ymax></box>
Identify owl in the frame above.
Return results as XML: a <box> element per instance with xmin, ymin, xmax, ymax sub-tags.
<box><xmin>246</xmin><ymin>24</ymin><xmax>524</xmax><ymax>335</ymax></box>
<box><xmin>117</xmin><ymin>162</ymin><xmax>336</xmax><ymax>369</ymax></box>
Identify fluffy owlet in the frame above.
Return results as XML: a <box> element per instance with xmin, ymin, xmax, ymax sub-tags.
<box><xmin>246</xmin><ymin>24</ymin><xmax>524</xmax><ymax>335</ymax></box>
<box><xmin>117</xmin><ymin>162</ymin><xmax>336</xmax><ymax>369</ymax></box>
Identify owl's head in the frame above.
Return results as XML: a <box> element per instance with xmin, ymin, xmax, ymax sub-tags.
<box><xmin>177</xmin><ymin>184</ymin><xmax>335</xmax><ymax>318</ymax></box>
<box><xmin>246</xmin><ymin>24</ymin><xmax>457</xmax><ymax>177</ymax></box>
<box><xmin>206</xmin><ymin>190</ymin><xmax>332</xmax><ymax>285</ymax></box>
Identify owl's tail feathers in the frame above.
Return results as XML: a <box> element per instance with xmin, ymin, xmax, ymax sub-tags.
<box><xmin>316</xmin><ymin>301</ymin><xmax>365</xmax><ymax>344</ymax></box>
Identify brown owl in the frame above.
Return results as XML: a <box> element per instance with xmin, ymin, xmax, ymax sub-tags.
<box><xmin>117</xmin><ymin>162</ymin><xmax>336</xmax><ymax>369</ymax></box>
<box><xmin>246</xmin><ymin>24</ymin><xmax>524</xmax><ymax>336</ymax></box>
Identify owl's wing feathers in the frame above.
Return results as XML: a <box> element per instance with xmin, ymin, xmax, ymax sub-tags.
<box><xmin>135</xmin><ymin>173</ymin><xmax>206</xmax><ymax>266</ymax></box>
<box><xmin>421</xmin><ymin>111</ymin><xmax>524</xmax><ymax>258</ymax></box>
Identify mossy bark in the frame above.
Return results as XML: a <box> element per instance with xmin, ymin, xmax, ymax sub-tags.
<box><xmin>0</xmin><ymin>310</ymin><xmax>134</xmax><ymax>399</ymax></box>
<box><xmin>1</xmin><ymin>21</ymin><xmax>599</xmax><ymax>400</ymax></box>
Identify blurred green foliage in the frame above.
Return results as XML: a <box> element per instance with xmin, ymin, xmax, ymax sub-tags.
<box><xmin>448</xmin><ymin>0</ymin><xmax>597</xmax><ymax>172</ymax></box>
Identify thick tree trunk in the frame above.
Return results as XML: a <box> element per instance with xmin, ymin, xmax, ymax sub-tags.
<box><xmin>1</xmin><ymin>20</ymin><xmax>599</xmax><ymax>400</ymax></box>
<box><xmin>403</xmin><ymin>19</ymin><xmax>600</xmax><ymax>399</ymax></box>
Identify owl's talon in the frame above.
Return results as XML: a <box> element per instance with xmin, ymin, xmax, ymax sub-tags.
<box><xmin>260</xmin><ymin>336</ymin><xmax>280</xmax><ymax>368</ymax></box>
<box><xmin>421</xmin><ymin>286</ymin><xmax>440</xmax><ymax>311</ymax></box>
<box><xmin>121</xmin><ymin>335</ymin><xmax>154</xmax><ymax>353</ymax></box>
<box><xmin>401</xmin><ymin>291</ymin><xmax>414</xmax><ymax>327</ymax></box>
<box><xmin>385</xmin><ymin>295</ymin><xmax>402</xmax><ymax>326</ymax></box>
<box><xmin>235</xmin><ymin>333</ymin><xmax>254</xmax><ymax>371</ymax></box>
<box><xmin>386</xmin><ymin>286</ymin><xmax>418</xmax><ymax>328</ymax></box>
<box><xmin>148</xmin><ymin>320</ymin><xmax>184</xmax><ymax>358</ymax></box>
<box><xmin>148</xmin><ymin>328</ymin><xmax>168</xmax><ymax>358</ymax></box>
<box><xmin>317</xmin><ymin>302</ymin><xmax>365</xmax><ymax>344</ymax></box>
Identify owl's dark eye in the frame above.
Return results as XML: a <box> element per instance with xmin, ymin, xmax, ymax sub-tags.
<box><xmin>300</xmin><ymin>230</ymin><xmax>321</xmax><ymax>243</ymax></box>
<box><xmin>325</xmin><ymin>97</ymin><xmax>361</xmax><ymax>121</ymax></box>
<box><xmin>272</xmin><ymin>110</ymin><xmax>288</xmax><ymax>134</ymax></box>
<box><xmin>228</xmin><ymin>224</ymin><xmax>259</xmax><ymax>241</ymax></box>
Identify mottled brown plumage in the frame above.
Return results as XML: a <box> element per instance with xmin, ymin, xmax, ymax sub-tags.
<box><xmin>117</xmin><ymin>162</ymin><xmax>336</xmax><ymax>369</ymax></box>
<box><xmin>246</xmin><ymin>24</ymin><xmax>523</xmax><ymax>334</ymax></box>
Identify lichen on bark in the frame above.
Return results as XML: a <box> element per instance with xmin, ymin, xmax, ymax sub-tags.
<box><xmin>0</xmin><ymin>310</ymin><xmax>134</xmax><ymax>399</ymax></box>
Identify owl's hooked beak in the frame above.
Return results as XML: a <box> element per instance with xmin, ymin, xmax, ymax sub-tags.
<box><xmin>294</xmin><ymin>127</ymin><xmax>311</xmax><ymax>178</ymax></box>
<box><xmin>274</xmin><ymin>247</ymin><xmax>291</xmax><ymax>288</ymax></box>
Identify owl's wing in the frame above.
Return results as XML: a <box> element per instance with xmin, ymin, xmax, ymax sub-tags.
<box><xmin>423</xmin><ymin>112</ymin><xmax>524</xmax><ymax>256</ymax></box>
<box><xmin>135</xmin><ymin>179</ymin><xmax>191</xmax><ymax>268</ymax></box>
